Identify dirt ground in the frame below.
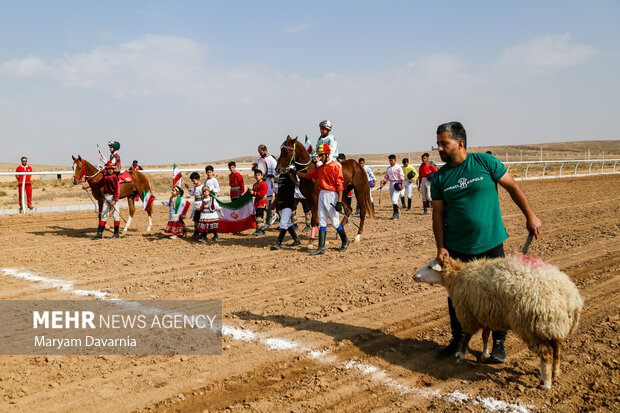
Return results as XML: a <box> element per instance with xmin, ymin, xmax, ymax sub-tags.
<box><xmin>0</xmin><ymin>174</ymin><xmax>618</xmax><ymax>412</ymax></box>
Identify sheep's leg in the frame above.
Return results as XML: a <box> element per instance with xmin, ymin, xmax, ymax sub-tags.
<box><xmin>551</xmin><ymin>340</ymin><xmax>561</xmax><ymax>380</ymax></box>
<box><xmin>538</xmin><ymin>344</ymin><xmax>553</xmax><ymax>390</ymax></box>
<box><xmin>479</xmin><ymin>328</ymin><xmax>492</xmax><ymax>362</ymax></box>
<box><xmin>455</xmin><ymin>331</ymin><xmax>472</xmax><ymax>363</ymax></box>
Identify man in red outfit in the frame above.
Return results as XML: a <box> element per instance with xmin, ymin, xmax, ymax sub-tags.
<box><xmin>15</xmin><ymin>156</ymin><xmax>33</xmax><ymax>211</ymax></box>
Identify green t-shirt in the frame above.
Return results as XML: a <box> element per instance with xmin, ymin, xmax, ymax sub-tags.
<box><xmin>430</xmin><ymin>152</ymin><xmax>508</xmax><ymax>254</ymax></box>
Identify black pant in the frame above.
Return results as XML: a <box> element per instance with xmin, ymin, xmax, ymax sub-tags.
<box><xmin>294</xmin><ymin>198</ymin><xmax>310</xmax><ymax>213</ymax></box>
<box><xmin>447</xmin><ymin>243</ymin><xmax>507</xmax><ymax>342</ymax></box>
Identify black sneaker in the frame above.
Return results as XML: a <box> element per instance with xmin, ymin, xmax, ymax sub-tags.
<box><xmin>436</xmin><ymin>337</ymin><xmax>464</xmax><ymax>360</ymax></box>
<box><xmin>486</xmin><ymin>340</ymin><xmax>506</xmax><ymax>363</ymax></box>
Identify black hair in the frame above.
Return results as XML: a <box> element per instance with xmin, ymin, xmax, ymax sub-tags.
<box><xmin>174</xmin><ymin>185</ymin><xmax>184</xmax><ymax>197</ymax></box>
<box><xmin>21</xmin><ymin>157</ymin><xmax>27</xmax><ymax>161</ymax></box>
<box><xmin>254</xmin><ymin>169</ymin><xmax>264</xmax><ymax>175</ymax></box>
<box><xmin>422</xmin><ymin>153</ymin><xmax>430</xmax><ymax>159</ymax></box>
<box><xmin>228</xmin><ymin>161</ymin><xmax>236</xmax><ymax>167</ymax></box>
<box><xmin>402</xmin><ymin>158</ymin><xmax>409</xmax><ymax>163</ymax></box>
<box><xmin>337</xmin><ymin>153</ymin><xmax>346</xmax><ymax>160</ymax></box>
<box><xmin>258</xmin><ymin>144</ymin><xmax>267</xmax><ymax>151</ymax></box>
<box><xmin>205</xmin><ymin>165</ymin><xmax>214</xmax><ymax>173</ymax></box>
<box><xmin>388</xmin><ymin>154</ymin><xmax>396</xmax><ymax>160</ymax></box>
<box><xmin>436</xmin><ymin>121</ymin><xmax>467</xmax><ymax>148</ymax></box>
<box><xmin>358</xmin><ymin>157</ymin><xmax>365</xmax><ymax>163</ymax></box>
<box><xmin>132</xmin><ymin>160</ymin><xmax>139</xmax><ymax>164</ymax></box>
<box><xmin>189</xmin><ymin>172</ymin><xmax>200</xmax><ymax>180</ymax></box>
<box><xmin>486</xmin><ymin>150</ymin><xmax>492</xmax><ymax>155</ymax></box>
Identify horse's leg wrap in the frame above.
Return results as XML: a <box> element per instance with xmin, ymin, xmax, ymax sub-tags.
<box><xmin>123</xmin><ymin>215</ymin><xmax>132</xmax><ymax>233</ymax></box>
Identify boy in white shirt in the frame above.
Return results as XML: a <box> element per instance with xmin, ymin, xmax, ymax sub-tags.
<box><xmin>203</xmin><ymin>165</ymin><xmax>220</xmax><ymax>196</ymax></box>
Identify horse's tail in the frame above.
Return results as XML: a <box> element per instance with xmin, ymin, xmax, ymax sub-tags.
<box><xmin>354</xmin><ymin>165</ymin><xmax>375</xmax><ymax>219</ymax></box>
<box><xmin>131</xmin><ymin>170</ymin><xmax>153</xmax><ymax>202</ymax></box>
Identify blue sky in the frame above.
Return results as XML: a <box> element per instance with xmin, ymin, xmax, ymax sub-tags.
<box><xmin>1</xmin><ymin>1</ymin><xmax>619</xmax><ymax>165</ymax></box>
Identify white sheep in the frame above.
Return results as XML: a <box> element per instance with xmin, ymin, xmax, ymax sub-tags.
<box><xmin>414</xmin><ymin>255</ymin><xmax>583</xmax><ymax>389</ymax></box>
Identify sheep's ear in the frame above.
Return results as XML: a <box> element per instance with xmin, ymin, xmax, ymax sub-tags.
<box><xmin>432</xmin><ymin>262</ymin><xmax>442</xmax><ymax>272</ymax></box>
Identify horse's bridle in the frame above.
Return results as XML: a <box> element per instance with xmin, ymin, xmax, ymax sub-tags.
<box><xmin>280</xmin><ymin>142</ymin><xmax>313</xmax><ymax>173</ymax></box>
<box><xmin>73</xmin><ymin>160</ymin><xmax>101</xmax><ymax>183</ymax></box>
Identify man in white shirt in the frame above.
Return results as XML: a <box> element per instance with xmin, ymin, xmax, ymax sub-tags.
<box><xmin>252</xmin><ymin>144</ymin><xmax>278</xmax><ymax>227</ymax></box>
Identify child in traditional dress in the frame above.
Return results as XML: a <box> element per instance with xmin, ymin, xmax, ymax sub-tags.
<box><xmin>251</xmin><ymin>169</ymin><xmax>269</xmax><ymax>236</ymax></box>
<box><xmin>196</xmin><ymin>184</ymin><xmax>223</xmax><ymax>242</ymax></box>
<box><xmin>203</xmin><ymin>165</ymin><xmax>220</xmax><ymax>195</ymax></box>
<box><xmin>162</xmin><ymin>185</ymin><xmax>190</xmax><ymax>239</ymax></box>
<box><xmin>228</xmin><ymin>161</ymin><xmax>245</xmax><ymax>201</ymax></box>
<box><xmin>184</xmin><ymin>172</ymin><xmax>204</xmax><ymax>237</ymax></box>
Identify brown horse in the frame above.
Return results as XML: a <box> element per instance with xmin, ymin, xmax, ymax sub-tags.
<box><xmin>71</xmin><ymin>155</ymin><xmax>153</xmax><ymax>233</ymax></box>
<box><xmin>275</xmin><ymin>136</ymin><xmax>375</xmax><ymax>242</ymax></box>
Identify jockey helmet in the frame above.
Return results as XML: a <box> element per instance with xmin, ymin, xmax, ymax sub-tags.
<box><xmin>316</xmin><ymin>144</ymin><xmax>331</xmax><ymax>155</ymax></box>
<box><xmin>394</xmin><ymin>182</ymin><xmax>402</xmax><ymax>191</ymax></box>
<box><xmin>319</xmin><ymin>120</ymin><xmax>332</xmax><ymax>131</ymax></box>
<box><xmin>104</xmin><ymin>161</ymin><xmax>115</xmax><ymax>169</ymax></box>
<box><xmin>108</xmin><ymin>141</ymin><xmax>120</xmax><ymax>151</ymax></box>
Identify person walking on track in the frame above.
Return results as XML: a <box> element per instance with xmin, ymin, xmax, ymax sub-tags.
<box><xmin>297</xmin><ymin>144</ymin><xmax>349</xmax><ymax>255</ymax></box>
<box><xmin>92</xmin><ymin>162</ymin><xmax>121</xmax><ymax>239</ymax></box>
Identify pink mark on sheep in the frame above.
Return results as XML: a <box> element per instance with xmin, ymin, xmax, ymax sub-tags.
<box><xmin>515</xmin><ymin>254</ymin><xmax>555</xmax><ymax>270</ymax></box>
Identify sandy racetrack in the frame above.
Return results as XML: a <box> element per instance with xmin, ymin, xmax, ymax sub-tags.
<box><xmin>0</xmin><ymin>174</ymin><xmax>619</xmax><ymax>412</ymax></box>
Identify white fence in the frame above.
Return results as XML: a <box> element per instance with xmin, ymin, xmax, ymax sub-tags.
<box><xmin>2</xmin><ymin>159</ymin><xmax>619</xmax><ymax>214</ymax></box>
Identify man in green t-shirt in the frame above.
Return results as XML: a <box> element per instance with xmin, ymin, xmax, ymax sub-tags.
<box><xmin>431</xmin><ymin>121</ymin><xmax>542</xmax><ymax>363</ymax></box>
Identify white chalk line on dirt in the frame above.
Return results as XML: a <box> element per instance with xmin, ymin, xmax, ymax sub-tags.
<box><xmin>1</xmin><ymin>268</ymin><xmax>532</xmax><ymax>413</ymax></box>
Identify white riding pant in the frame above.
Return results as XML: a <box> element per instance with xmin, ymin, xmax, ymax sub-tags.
<box><xmin>388</xmin><ymin>182</ymin><xmax>401</xmax><ymax>205</ymax></box>
<box><xmin>318</xmin><ymin>190</ymin><xmax>340</xmax><ymax>229</ymax></box>
<box><xmin>403</xmin><ymin>180</ymin><xmax>414</xmax><ymax>199</ymax></box>
<box><xmin>420</xmin><ymin>177</ymin><xmax>432</xmax><ymax>203</ymax></box>
<box><xmin>279</xmin><ymin>208</ymin><xmax>293</xmax><ymax>230</ymax></box>
<box><xmin>101</xmin><ymin>193</ymin><xmax>120</xmax><ymax>222</ymax></box>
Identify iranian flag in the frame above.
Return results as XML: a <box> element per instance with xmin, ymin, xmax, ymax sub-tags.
<box><xmin>172</xmin><ymin>163</ymin><xmax>183</xmax><ymax>185</ymax></box>
<box><xmin>212</xmin><ymin>190</ymin><xmax>256</xmax><ymax>233</ymax></box>
<box><xmin>304</xmin><ymin>135</ymin><xmax>313</xmax><ymax>153</ymax></box>
<box><xmin>142</xmin><ymin>190</ymin><xmax>155</xmax><ymax>210</ymax></box>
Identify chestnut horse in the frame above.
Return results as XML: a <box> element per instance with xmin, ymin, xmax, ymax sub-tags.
<box><xmin>275</xmin><ymin>136</ymin><xmax>375</xmax><ymax>242</ymax></box>
<box><xmin>72</xmin><ymin>155</ymin><xmax>153</xmax><ymax>233</ymax></box>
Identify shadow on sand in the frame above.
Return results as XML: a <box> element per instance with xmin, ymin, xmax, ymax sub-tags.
<box><xmin>232</xmin><ymin>311</ymin><xmax>522</xmax><ymax>382</ymax></box>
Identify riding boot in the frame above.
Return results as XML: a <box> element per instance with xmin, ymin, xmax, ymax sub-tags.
<box><xmin>337</xmin><ymin>228</ymin><xmax>350</xmax><ymax>252</ymax></box>
<box><xmin>287</xmin><ymin>227</ymin><xmax>301</xmax><ymax>246</ymax></box>
<box><xmin>400</xmin><ymin>196</ymin><xmax>406</xmax><ymax>208</ymax></box>
<box><xmin>109</xmin><ymin>225</ymin><xmax>120</xmax><ymax>238</ymax></box>
<box><xmin>271</xmin><ymin>229</ymin><xmax>286</xmax><ymax>250</ymax></box>
<box><xmin>391</xmin><ymin>204</ymin><xmax>399</xmax><ymax>219</ymax></box>
<box><xmin>407</xmin><ymin>198</ymin><xmax>412</xmax><ymax>210</ymax></box>
<box><xmin>423</xmin><ymin>206</ymin><xmax>428</xmax><ymax>215</ymax></box>
<box><xmin>310</xmin><ymin>230</ymin><xmax>326</xmax><ymax>255</ymax></box>
<box><xmin>91</xmin><ymin>225</ymin><xmax>104</xmax><ymax>239</ymax></box>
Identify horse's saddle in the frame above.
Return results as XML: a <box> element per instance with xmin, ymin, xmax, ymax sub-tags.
<box><xmin>118</xmin><ymin>171</ymin><xmax>133</xmax><ymax>184</ymax></box>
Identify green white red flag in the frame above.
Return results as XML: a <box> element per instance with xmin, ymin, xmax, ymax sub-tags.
<box><xmin>304</xmin><ymin>135</ymin><xmax>313</xmax><ymax>153</ymax></box>
<box><xmin>172</xmin><ymin>163</ymin><xmax>183</xmax><ymax>185</ymax></box>
<box><xmin>142</xmin><ymin>190</ymin><xmax>155</xmax><ymax>210</ymax></box>
<box><xmin>211</xmin><ymin>190</ymin><xmax>256</xmax><ymax>233</ymax></box>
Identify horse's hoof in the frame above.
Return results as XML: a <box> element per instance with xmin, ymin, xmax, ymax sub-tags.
<box><xmin>538</xmin><ymin>381</ymin><xmax>551</xmax><ymax>390</ymax></box>
<box><xmin>354</xmin><ymin>234</ymin><xmax>361</xmax><ymax>243</ymax></box>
